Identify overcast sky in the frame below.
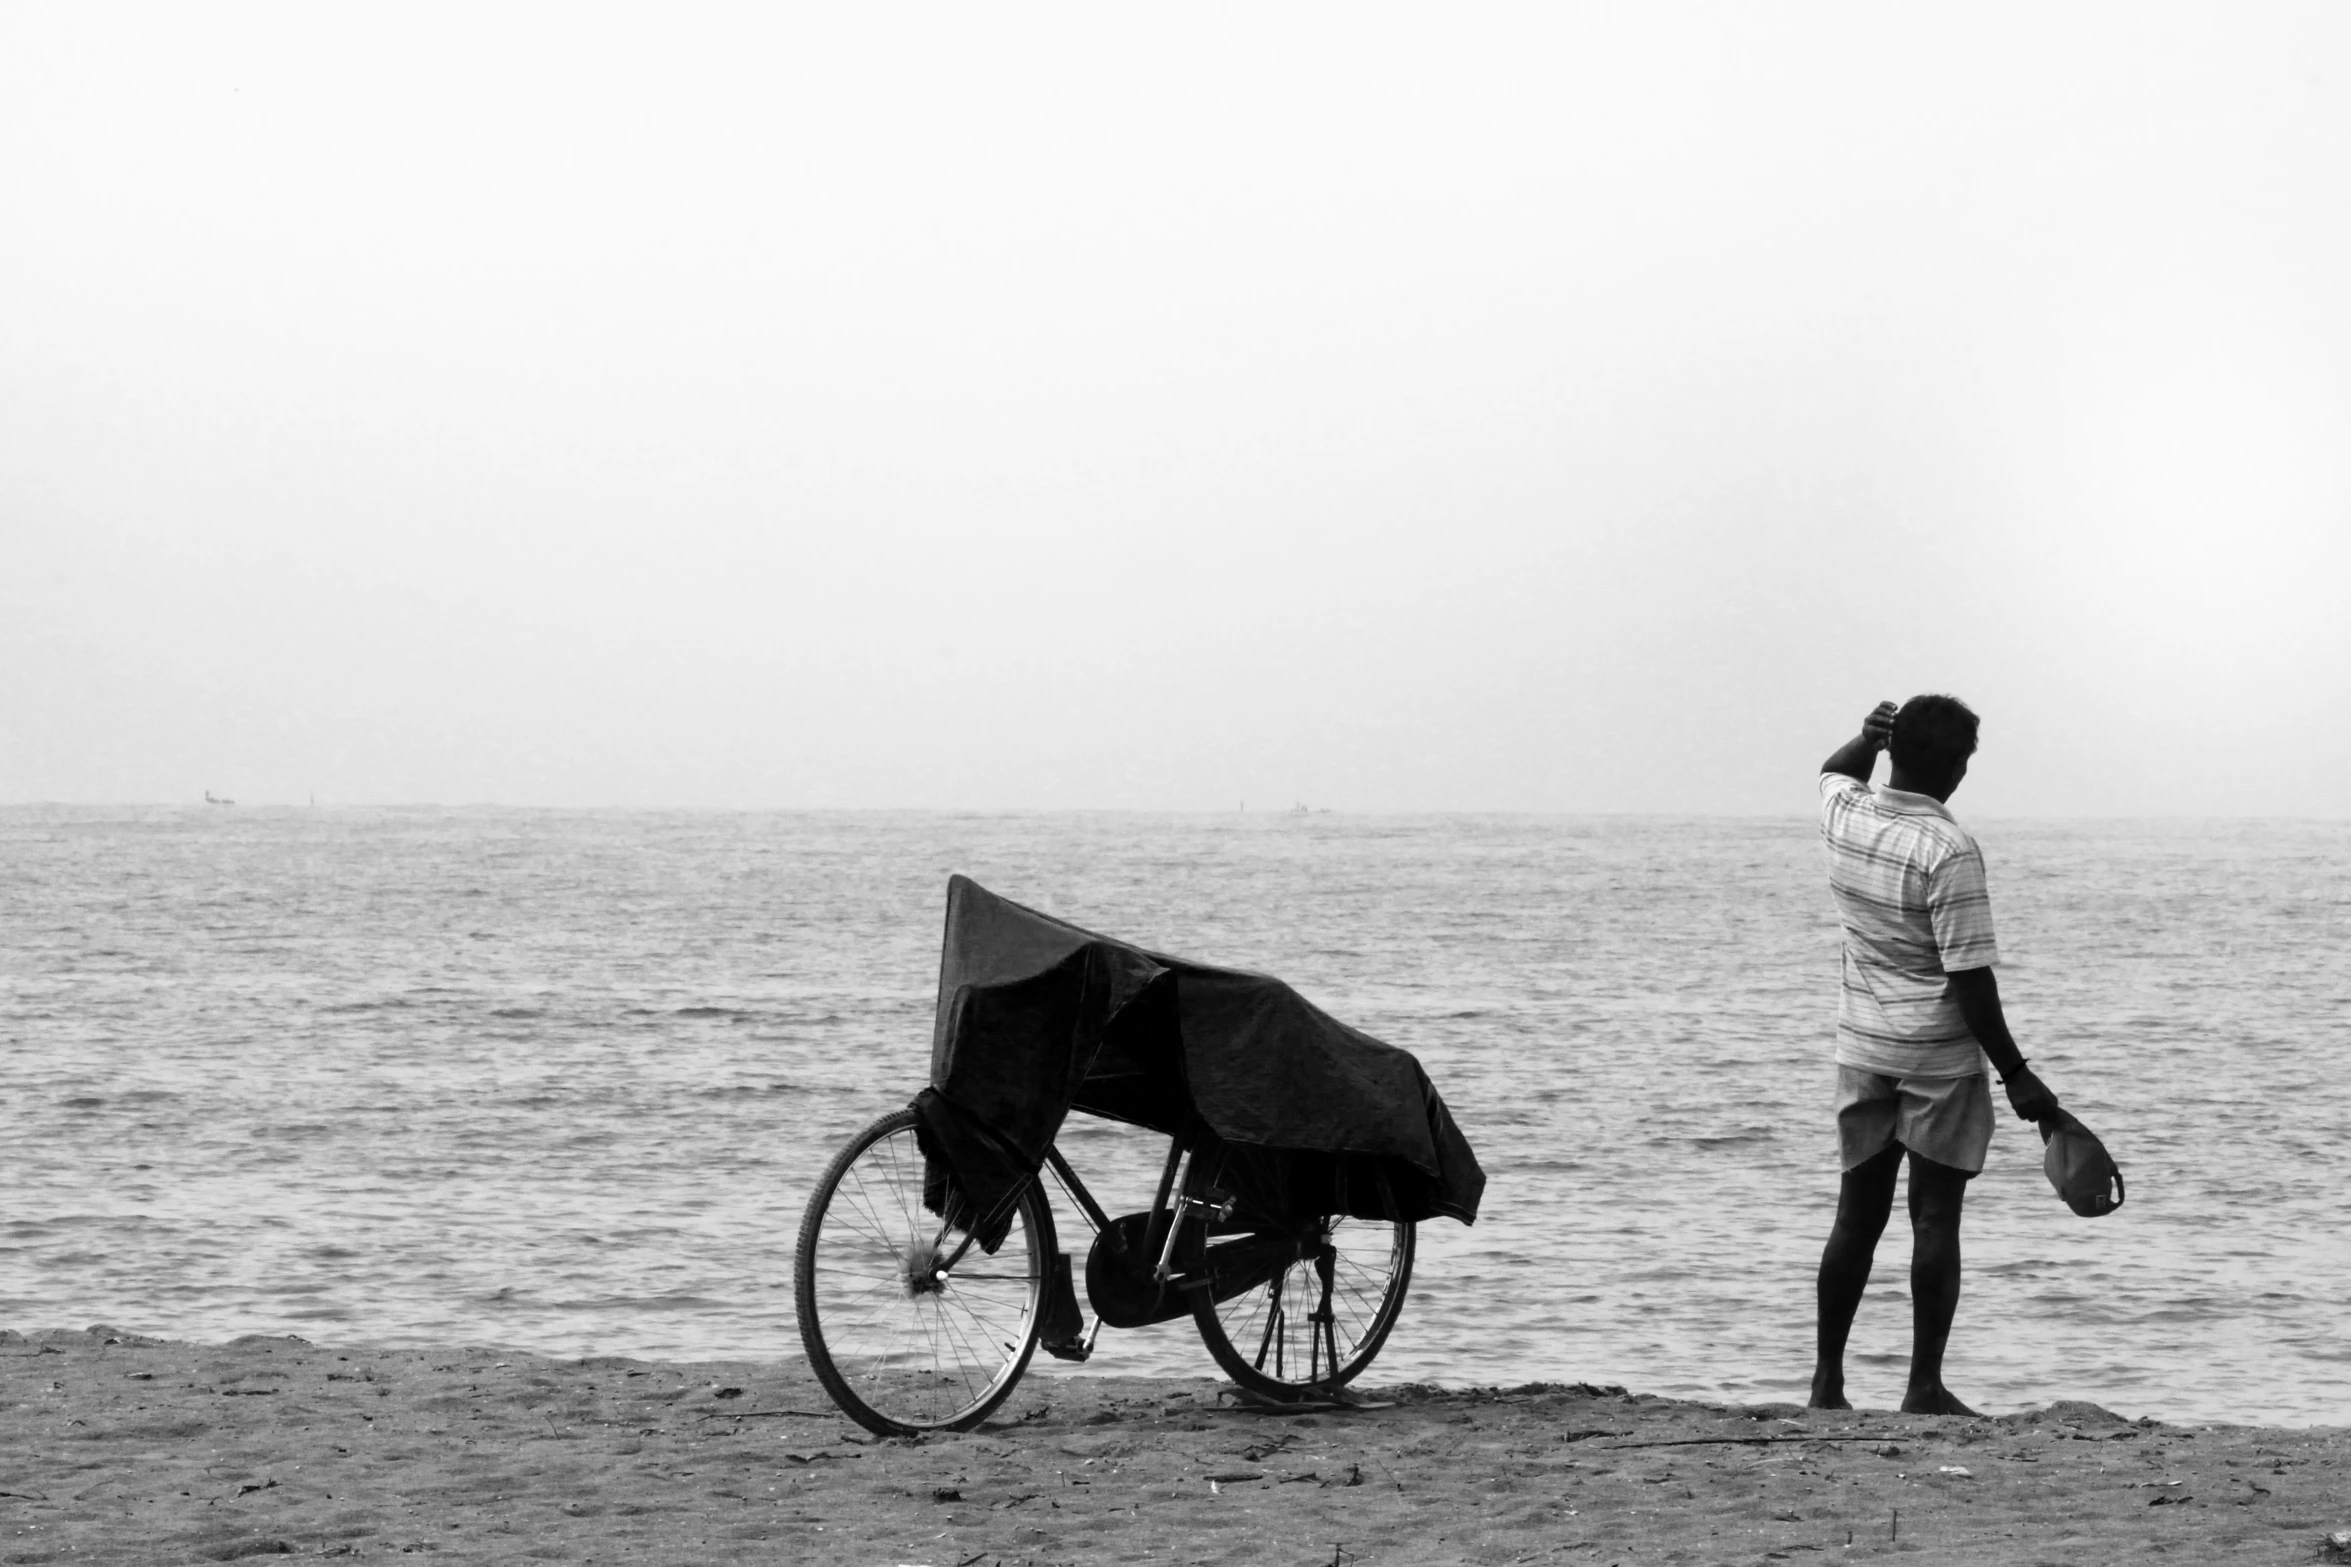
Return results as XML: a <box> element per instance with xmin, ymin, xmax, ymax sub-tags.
<box><xmin>4</xmin><ymin>4</ymin><xmax>2346</xmax><ymax>815</ymax></box>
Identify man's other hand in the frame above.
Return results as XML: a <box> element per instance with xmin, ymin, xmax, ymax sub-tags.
<box><xmin>1862</xmin><ymin>700</ymin><xmax>1898</xmax><ymax>751</ymax></box>
<box><xmin>2003</xmin><ymin>1067</ymin><xmax>2061</xmax><ymax>1123</ymax></box>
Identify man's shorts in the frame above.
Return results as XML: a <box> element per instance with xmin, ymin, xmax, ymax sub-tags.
<box><xmin>1836</xmin><ymin>1066</ymin><xmax>1994</xmax><ymax>1174</ymax></box>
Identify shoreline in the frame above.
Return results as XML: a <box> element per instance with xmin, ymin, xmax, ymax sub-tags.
<box><xmin>4</xmin><ymin>1327</ymin><xmax>2346</xmax><ymax>1565</ymax></box>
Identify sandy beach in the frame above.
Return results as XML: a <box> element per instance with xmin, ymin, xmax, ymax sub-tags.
<box><xmin>3</xmin><ymin>1328</ymin><xmax>2345</xmax><ymax>1565</ymax></box>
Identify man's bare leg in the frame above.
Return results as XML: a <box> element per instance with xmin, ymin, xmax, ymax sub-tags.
<box><xmin>1810</xmin><ymin>1142</ymin><xmax>1902</xmax><ymax>1409</ymax></box>
<box><xmin>1900</xmin><ymin>1150</ymin><xmax>1980</xmax><ymax>1417</ymax></box>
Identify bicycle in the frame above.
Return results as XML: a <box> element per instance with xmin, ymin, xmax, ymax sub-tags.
<box><xmin>790</xmin><ymin>874</ymin><xmax>1479</xmax><ymax>1438</ymax></box>
<box><xmin>793</xmin><ymin>1107</ymin><xmax>1415</xmax><ymax>1437</ymax></box>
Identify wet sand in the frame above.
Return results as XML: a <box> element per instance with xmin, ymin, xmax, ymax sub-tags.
<box><xmin>3</xmin><ymin>1327</ymin><xmax>2346</xmax><ymax>1565</ymax></box>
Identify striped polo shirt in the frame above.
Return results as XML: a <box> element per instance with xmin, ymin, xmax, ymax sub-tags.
<box><xmin>1818</xmin><ymin>773</ymin><xmax>1999</xmax><ymax>1078</ymax></box>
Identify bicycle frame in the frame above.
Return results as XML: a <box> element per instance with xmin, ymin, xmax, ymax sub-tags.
<box><xmin>919</xmin><ymin>1130</ymin><xmax>1206</xmax><ymax>1356</ymax></box>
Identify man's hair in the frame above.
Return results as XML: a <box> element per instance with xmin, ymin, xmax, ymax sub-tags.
<box><xmin>1890</xmin><ymin>694</ymin><xmax>1980</xmax><ymax>785</ymax></box>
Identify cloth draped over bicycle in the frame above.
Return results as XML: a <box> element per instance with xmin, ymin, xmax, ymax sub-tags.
<box><xmin>911</xmin><ymin>875</ymin><xmax>1484</xmax><ymax>1247</ymax></box>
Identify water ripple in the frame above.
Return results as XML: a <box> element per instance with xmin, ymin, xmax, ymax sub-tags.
<box><xmin>1</xmin><ymin>805</ymin><xmax>2346</xmax><ymax>1426</ymax></box>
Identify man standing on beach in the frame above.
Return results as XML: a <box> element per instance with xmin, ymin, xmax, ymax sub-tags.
<box><xmin>1810</xmin><ymin>695</ymin><xmax>2060</xmax><ymax>1416</ymax></box>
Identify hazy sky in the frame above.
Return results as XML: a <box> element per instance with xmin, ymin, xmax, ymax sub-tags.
<box><xmin>5</xmin><ymin>4</ymin><xmax>2346</xmax><ymax>814</ymax></box>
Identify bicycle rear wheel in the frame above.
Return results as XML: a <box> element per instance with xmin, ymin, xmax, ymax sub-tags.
<box><xmin>794</xmin><ymin>1107</ymin><xmax>1052</xmax><ymax>1436</ymax></box>
<box><xmin>1191</xmin><ymin>1211</ymin><xmax>1414</xmax><ymax>1399</ymax></box>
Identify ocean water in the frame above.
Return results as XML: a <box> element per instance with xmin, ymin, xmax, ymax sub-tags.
<box><xmin>2</xmin><ymin>806</ymin><xmax>2346</xmax><ymax>1427</ymax></box>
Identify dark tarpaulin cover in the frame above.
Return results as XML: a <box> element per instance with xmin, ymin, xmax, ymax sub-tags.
<box><xmin>910</xmin><ymin>876</ymin><xmax>1483</xmax><ymax>1241</ymax></box>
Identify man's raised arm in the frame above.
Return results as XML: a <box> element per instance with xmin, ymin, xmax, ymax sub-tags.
<box><xmin>1822</xmin><ymin>700</ymin><xmax>1900</xmax><ymax>782</ymax></box>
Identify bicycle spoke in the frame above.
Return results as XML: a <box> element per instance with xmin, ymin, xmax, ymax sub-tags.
<box><xmin>942</xmin><ymin>1285</ymin><xmax>1029</xmax><ymax>1350</ymax></box>
<box><xmin>1331</xmin><ymin>1268</ymin><xmax>1387</xmax><ymax>1325</ymax></box>
<box><xmin>934</xmin><ymin>1302</ymin><xmax>1003</xmax><ymax>1402</ymax></box>
<box><xmin>828</xmin><ymin>1185</ymin><xmax>901</xmax><ymax>1256</ymax></box>
<box><xmin>835</xmin><ymin>1167</ymin><xmax>910</xmax><ymax>1255</ymax></box>
<box><xmin>882</xmin><ymin>1134</ymin><xmax>921</xmax><ymax>1239</ymax></box>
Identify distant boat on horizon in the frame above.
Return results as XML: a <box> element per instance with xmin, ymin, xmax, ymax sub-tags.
<box><xmin>204</xmin><ymin>790</ymin><xmax>235</xmax><ymax>807</ymax></box>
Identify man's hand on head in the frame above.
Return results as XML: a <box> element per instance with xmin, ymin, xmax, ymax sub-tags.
<box><xmin>1863</xmin><ymin>700</ymin><xmax>1898</xmax><ymax>751</ymax></box>
<box><xmin>1823</xmin><ymin>700</ymin><xmax>1902</xmax><ymax>782</ymax></box>
<box><xmin>2002</xmin><ymin>1067</ymin><xmax>2061</xmax><ymax>1123</ymax></box>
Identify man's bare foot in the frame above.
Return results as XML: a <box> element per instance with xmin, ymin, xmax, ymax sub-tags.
<box><xmin>1900</xmin><ymin>1386</ymin><xmax>1981</xmax><ymax>1417</ymax></box>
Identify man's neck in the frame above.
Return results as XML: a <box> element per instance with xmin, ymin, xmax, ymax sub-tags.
<box><xmin>1884</xmin><ymin>766</ymin><xmax>1956</xmax><ymax>803</ymax></box>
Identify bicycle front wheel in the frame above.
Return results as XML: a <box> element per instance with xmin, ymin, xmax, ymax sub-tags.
<box><xmin>794</xmin><ymin>1106</ymin><xmax>1051</xmax><ymax>1436</ymax></box>
<box><xmin>1192</xmin><ymin>1212</ymin><xmax>1414</xmax><ymax>1399</ymax></box>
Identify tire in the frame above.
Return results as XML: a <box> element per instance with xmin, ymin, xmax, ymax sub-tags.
<box><xmin>794</xmin><ymin>1107</ymin><xmax>1052</xmax><ymax>1436</ymax></box>
<box><xmin>1191</xmin><ymin>1199</ymin><xmax>1414</xmax><ymax>1400</ymax></box>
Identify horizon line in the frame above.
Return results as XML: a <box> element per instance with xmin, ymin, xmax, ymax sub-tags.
<box><xmin>3</xmin><ymin>800</ymin><xmax>2345</xmax><ymax>824</ymax></box>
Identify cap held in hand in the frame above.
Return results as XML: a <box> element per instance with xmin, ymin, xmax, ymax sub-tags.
<box><xmin>2038</xmin><ymin>1109</ymin><xmax>2125</xmax><ymax>1217</ymax></box>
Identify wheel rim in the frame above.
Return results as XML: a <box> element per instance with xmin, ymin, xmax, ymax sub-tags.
<box><xmin>802</xmin><ymin>1120</ymin><xmax>1041</xmax><ymax>1428</ymax></box>
<box><xmin>1205</xmin><ymin>1215</ymin><xmax>1407</xmax><ymax>1387</ymax></box>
